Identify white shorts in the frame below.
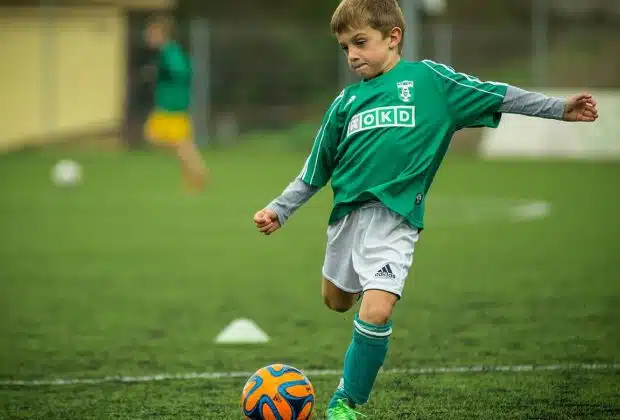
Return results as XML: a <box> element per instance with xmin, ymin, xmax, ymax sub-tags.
<box><xmin>322</xmin><ymin>202</ymin><xmax>419</xmax><ymax>298</ymax></box>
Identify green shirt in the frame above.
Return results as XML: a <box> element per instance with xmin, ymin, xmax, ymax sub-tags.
<box><xmin>300</xmin><ymin>59</ymin><xmax>508</xmax><ymax>229</ymax></box>
<box><xmin>155</xmin><ymin>42</ymin><xmax>192</xmax><ymax>112</ymax></box>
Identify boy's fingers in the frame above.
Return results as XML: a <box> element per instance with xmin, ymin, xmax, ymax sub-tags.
<box><xmin>260</xmin><ymin>223</ymin><xmax>274</xmax><ymax>233</ymax></box>
<box><xmin>265</xmin><ymin>224</ymin><xmax>280</xmax><ymax>235</ymax></box>
<box><xmin>583</xmin><ymin>106</ymin><xmax>598</xmax><ymax>117</ymax></box>
<box><xmin>254</xmin><ymin>210</ymin><xmax>274</xmax><ymax>226</ymax></box>
<box><xmin>570</xmin><ymin>93</ymin><xmax>591</xmax><ymax>106</ymax></box>
<box><xmin>581</xmin><ymin>111</ymin><xmax>597</xmax><ymax>121</ymax></box>
<box><xmin>260</xmin><ymin>221</ymin><xmax>280</xmax><ymax>234</ymax></box>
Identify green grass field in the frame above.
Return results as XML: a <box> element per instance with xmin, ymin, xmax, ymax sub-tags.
<box><xmin>1</xmin><ymin>146</ymin><xmax>619</xmax><ymax>419</ymax></box>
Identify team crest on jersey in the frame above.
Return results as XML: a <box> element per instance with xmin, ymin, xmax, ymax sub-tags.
<box><xmin>397</xmin><ymin>80</ymin><xmax>414</xmax><ymax>102</ymax></box>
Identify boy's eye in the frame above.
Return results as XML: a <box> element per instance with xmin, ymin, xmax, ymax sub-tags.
<box><xmin>355</xmin><ymin>39</ymin><xmax>366</xmax><ymax>46</ymax></box>
<box><xmin>341</xmin><ymin>45</ymin><xmax>349</xmax><ymax>51</ymax></box>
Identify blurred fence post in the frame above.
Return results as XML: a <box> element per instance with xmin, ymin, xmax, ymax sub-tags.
<box><xmin>190</xmin><ymin>18</ymin><xmax>210</xmax><ymax>147</ymax></box>
<box><xmin>427</xmin><ymin>0</ymin><xmax>450</xmax><ymax>64</ymax></box>
<box><xmin>532</xmin><ymin>0</ymin><xmax>549</xmax><ymax>87</ymax></box>
<box><xmin>432</xmin><ymin>22</ymin><xmax>452</xmax><ymax>64</ymax></box>
<box><xmin>40</xmin><ymin>0</ymin><xmax>56</xmax><ymax>135</ymax></box>
<box><xmin>401</xmin><ymin>0</ymin><xmax>420</xmax><ymax>61</ymax></box>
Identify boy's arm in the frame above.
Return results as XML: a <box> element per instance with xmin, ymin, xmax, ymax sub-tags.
<box><xmin>499</xmin><ymin>86</ymin><xmax>565</xmax><ymax>119</ymax></box>
<box><xmin>266</xmin><ymin>89</ymin><xmax>346</xmax><ymax>225</ymax></box>
<box><xmin>254</xmin><ymin>90</ymin><xmax>346</xmax><ymax>235</ymax></box>
<box><xmin>500</xmin><ymin>87</ymin><xmax>598</xmax><ymax>122</ymax></box>
<box><xmin>265</xmin><ymin>177</ymin><xmax>320</xmax><ymax>226</ymax></box>
<box><xmin>423</xmin><ymin>60</ymin><xmax>597</xmax><ymax>128</ymax></box>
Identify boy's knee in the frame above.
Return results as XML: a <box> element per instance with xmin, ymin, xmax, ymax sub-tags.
<box><xmin>359</xmin><ymin>290</ymin><xmax>398</xmax><ymax>325</ymax></box>
<box><xmin>361</xmin><ymin>304</ymin><xmax>392</xmax><ymax>325</ymax></box>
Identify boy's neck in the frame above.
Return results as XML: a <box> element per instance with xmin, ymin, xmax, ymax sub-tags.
<box><xmin>383</xmin><ymin>55</ymin><xmax>401</xmax><ymax>74</ymax></box>
<box><xmin>364</xmin><ymin>56</ymin><xmax>401</xmax><ymax>82</ymax></box>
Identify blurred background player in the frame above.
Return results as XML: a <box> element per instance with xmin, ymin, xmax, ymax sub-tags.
<box><xmin>254</xmin><ymin>0</ymin><xmax>599</xmax><ymax>418</ymax></box>
<box><xmin>143</xmin><ymin>15</ymin><xmax>208</xmax><ymax>193</ymax></box>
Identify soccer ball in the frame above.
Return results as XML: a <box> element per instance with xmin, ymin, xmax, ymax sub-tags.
<box><xmin>51</xmin><ymin>159</ymin><xmax>82</xmax><ymax>187</ymax></box>
<box><xmin>241</xmin><ymin>364</ymin><xmax>315</xmax><ymax>420</ymax></box>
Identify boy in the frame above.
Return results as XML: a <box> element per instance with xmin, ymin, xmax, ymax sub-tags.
<box><xmin>143</xmin><ymin>15</ymin><xmax>208</xmax><ymax>192</ymax></box>
<box><xmin>253</xmin><ymin>0</ymin><xmax>598</xmax><ymax>418</ymax></box>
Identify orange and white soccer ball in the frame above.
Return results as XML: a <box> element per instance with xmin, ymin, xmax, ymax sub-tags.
<box><xmin>241</xmin><ymin>364</ymin><xmax>315</xmax><ymax>420</ymax></box>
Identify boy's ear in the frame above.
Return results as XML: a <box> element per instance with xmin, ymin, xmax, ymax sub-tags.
<box><xmin>388</xmin><ymin>27</ymin><xmax>403</xmax><ymax>50</ymax></box>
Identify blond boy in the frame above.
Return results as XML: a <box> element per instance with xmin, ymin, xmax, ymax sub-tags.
<box><xmin>254</xmin><ymin>1</ymin><xmax>598</xmax><ymax>418</ymax></box>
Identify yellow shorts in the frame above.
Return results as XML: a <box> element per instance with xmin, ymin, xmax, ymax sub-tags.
<box><xmin>145</xmin><ymin>112</ymin><xmax>192</xmax><ymax>144</ymax></box>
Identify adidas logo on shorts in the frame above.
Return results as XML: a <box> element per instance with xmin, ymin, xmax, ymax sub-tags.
<box><xmin>375</xmin><ymin>264</ymin><xmax>396</xmax><ymax>279</ymax></box>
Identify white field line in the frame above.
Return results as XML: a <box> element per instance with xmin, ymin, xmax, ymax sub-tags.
<box><xmin>1</xmin><ymin>363</ymin><xmax>618</xmax><ymax>387</ymax></box>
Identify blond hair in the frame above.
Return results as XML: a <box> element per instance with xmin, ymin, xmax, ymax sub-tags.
<box><xmin>330</xmin><ymin>0</ymin><xmax>406</xmax><ymax>53</ymax></box>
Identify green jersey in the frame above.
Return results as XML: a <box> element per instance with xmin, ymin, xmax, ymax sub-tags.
<box><xmin>300</xmin><ymin>59</ymin><xmax>508</xmax><ymax>229</ymax></box>
<box><xmin>155</xmin><ymin>42</ymin><xmax>192</xmax><ymax>112</ymax></box>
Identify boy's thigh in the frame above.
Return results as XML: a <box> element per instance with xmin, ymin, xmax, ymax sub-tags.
<box><xmin>321</xmin><ymin>276</ymin><xmax>358</xmax><ymax>310</ymax></box>
<box><xmin>322</xmin><ymin>213</ymin><xmax>363</xmax><ymax>294</ymax></box>
<box><xmin>322</xmin><ymin>204</ymin><xmax>419</xmax><ymax>299</ymax></box>
<box><xmin>352</xmin><ymin>205</ymin><xmax>419</xmax><ymax>298</ymax></box>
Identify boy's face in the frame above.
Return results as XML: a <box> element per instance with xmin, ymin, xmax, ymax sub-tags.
<box><xmin>337</xmin><ymin>26</ymin><xmax>401</xmax><ymax>79</ymax></box>
<box><xmin>145</xmin><ymin>25</ymin><xmax>165</xmax><ymax>49</ymax></box>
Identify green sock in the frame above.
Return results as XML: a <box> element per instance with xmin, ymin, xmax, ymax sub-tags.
<box><xmin>328</xmin><ymin>313</ymin><xmax>392</xmax><ymax>408</ymax></box>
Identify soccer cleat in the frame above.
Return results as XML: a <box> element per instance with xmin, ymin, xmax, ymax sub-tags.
<box><xmin>326</xmin><ymin>399</ymin><xmax>365</xmax><ymax>419</ymax></box>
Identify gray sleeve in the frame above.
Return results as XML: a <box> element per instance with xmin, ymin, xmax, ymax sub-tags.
<box><xmin>499</xmin><ymin>85</ymin><xmax>566</xmax><ymax>120</ymax></box>
<box><xmin>265</xmin><ymin>177</ymin><xmax>320</xmax><ymax>226</ymax></box>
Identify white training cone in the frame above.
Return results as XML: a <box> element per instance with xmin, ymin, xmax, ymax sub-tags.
<box><xmin>215</xmin><ymin>318</ymin><xmax>270</xmax><ymax>344</ymax></box>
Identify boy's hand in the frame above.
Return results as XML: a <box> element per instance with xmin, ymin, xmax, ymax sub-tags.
<box><xmin>563</xmin><ymin>93</ymin><xmax>598</xmax><ymax>122</ymax></box>
<box><xmin>253</xmin><ymin>209</ymin><xmax>281</xmax><ymax>235</ymax></box>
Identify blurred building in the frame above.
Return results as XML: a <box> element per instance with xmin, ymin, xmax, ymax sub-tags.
<box><xmin>0</xmin><ymin>0</ymin><xmax>175</xmax><ymax>152</ymax></box>
<box><xmin>0</xmin><ymin>0</ymin><xmax>618</xmax><ymax>152</ymax></box>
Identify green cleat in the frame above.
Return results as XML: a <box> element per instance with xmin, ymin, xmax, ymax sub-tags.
<box><xmin>326</xmin><ymin>399</ymin><xmax>365</xmax><ymax>419</ymax></box>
